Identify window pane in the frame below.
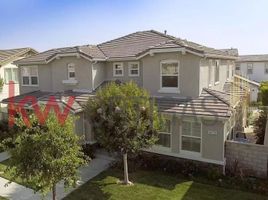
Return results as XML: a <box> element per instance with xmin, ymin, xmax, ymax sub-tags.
<box><xmin>115</xmin><ymin>70</ymin><xmax>122</xmax><ymax>75</ymax></box>
<box><xmin>22</xmin><ymin>67</ymin><xmax>30</xmax><ymax>76</ymax></box>
<box><xmin>31</xmin><ymin>77</ymin><xmax>38</xmax><ymax>85</ymax></box>
<box><xmin>23</xmin><ymin>77</ymin><xmax>30</xmax><ymax>85</ymax></box>
<box><xmin>30</xmin><ymin>68</ymin><xmax>38</xmax><ymax>76</ymax></box>
<box><xmin>156</xmin><ymin>133</ymin><xmax>171</xmax><ymax>148</ymax></box>
<box><xmin>192</xmin><ymin>123</ymin><xmax>201</xmax><ymax>137</ymax></box>
<box><xmin>13</xmin><ymin>69</ymin><xmax>18</xmax><ymax>83</ymax></box>
<box><xmin>162</xmin><ymin>76</ymin><xmax>178</xmax><ymax>87</ymax></box>
<box><xmin>131</xmin><ymin>70</ymin><xmax>138</xmax><ymax>75</ymax></box>
<box><xmin>162</xmin><ymin>63</ymin><xmax>178</xmax><ymax>75</ymax></box>
<box><xmin>160</xmin><ymin>119</ymin><xmax>171</xmax><ymax>133</ymax></box>
<box><xmin>182</xmin><ymin>136</ymin><xmax>201</xmax><ymax>152</ymax></box>
<box><xmin>69</xmin><ymin>72</ymin><xmax>75</xmax><ymax>78</ymax></box>
<box><xmin>182</xmin><ymin>121</ymin><xmax>191</xmax><ymax>136</ymax></box>
<box><xmin>4</xmin><ymin>69</ymin><xmax>12</xmax><ymax>83</ymax></box>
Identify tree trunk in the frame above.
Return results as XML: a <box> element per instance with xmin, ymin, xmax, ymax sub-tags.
<box><xmin>123</xmin><ymin>153</ymin><xmax>130</xmax><ymax>184</ymax></box>
<box><xmin>52</xmin><ymin>184</ymin><xmax>56</xmax><ymax>200</ymax></box>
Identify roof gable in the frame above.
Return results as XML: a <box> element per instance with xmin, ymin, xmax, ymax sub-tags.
<box><xmin>0</xmin><ymin>48</ymin><xmax>37</xmax><ymax>65</ymax></box>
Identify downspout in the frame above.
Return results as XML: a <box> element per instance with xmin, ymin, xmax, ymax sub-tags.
<box><xmin>91</xmin><ymin>61</ymin><xmax>98</xmax><ymax>91</ymax></box>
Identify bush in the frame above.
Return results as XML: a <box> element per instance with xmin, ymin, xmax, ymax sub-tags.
<box><xmin>260</xmin><ymin>81</ymin><xmax>268</xmax><ymax>106</ymax></box>
<box><xmin>253</xmin><ymin>109</ymin><xmax>267</xmax><ymax>145</ymax></box>
<box><xmin>81</xmin><ymin>143</ymin><xmax>97</xmax><ymax>159</ymax></box>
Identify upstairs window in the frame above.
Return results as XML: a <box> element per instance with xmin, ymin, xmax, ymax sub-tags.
<box><xmin>68</xmin><ymin>63</ymin><xmax>76</xmax><ymax>80</ymax></box>
<box><xmin>160</xmin><ymin>60</ymin><xmax>179</xmax><ymax>90</ymax></box>
<box><xmin>247</xmin><ymin>63</ymin><xmax>253</xmax><ymax>74</ymax></box>
<box><xmin>22</xmin><ymin>66</ymin><xmax>38</xmax><ymax>86</ymax></box>
<box><xmin>4</xmin><ymin>68</ymin><xmax>18</xmax><ymax>84</ymax></box>
<box><xmin>265</xmin><ymin>63</ymin><xmax>268</xmax><ymax>74</ymax></box>
<box><xmin>128</xmin><ymin>62</ymin><xmax>140</xmax><ymax>77</ymax></box>
<box><xmin>181</xmin><ymin>121</ymin><xmax>201</xmax><ymax>153</ymax></box>
<box><xmin>113</xmin><ymin>62</ymin><xmax>124</xmax><ymax>77</ymax></box>
<box><xmin>235</xmin><ymin>63</ymin><xmax>240</xmax><ymax>71</ymax></box>
<box><xmin>214</xmin><ymin>60</ymin><xmax>220</xmax><ymax>83</ymax></box>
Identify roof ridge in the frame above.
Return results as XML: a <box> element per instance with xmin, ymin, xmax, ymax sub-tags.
<box><xmin>203</xmin><ymin>88</ymin><xmax>230</xmax><ymax>106</ymax></box>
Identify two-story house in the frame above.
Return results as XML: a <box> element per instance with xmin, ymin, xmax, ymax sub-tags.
<box><xmin>2</xmin><ymin>30</ymin><xmax>242</xmax><ymax>168</ymax></box>
<box><xmin>0</xmin><ymin>48</ymin><xmax>37</xmax><ymax>114</ymax></box>
<box><xmin>236</xmin><ymin>54</ymin><xmax>268</xmax><ymax>82</ymax></box>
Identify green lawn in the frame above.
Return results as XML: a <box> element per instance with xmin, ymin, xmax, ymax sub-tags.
<box><xmin>64</xmin><ymin>169</ymin><xmax>268</xmax><ymax>200</ymax></box>
<box><xmin>0</xmin><ymin>159</ymin><xmax>35</xmax><ymax>190</ymax></box>
<box><xmin>0</xmin><ymin>197</ymin><xmax>7</xmax><ymax>200</ymax></box>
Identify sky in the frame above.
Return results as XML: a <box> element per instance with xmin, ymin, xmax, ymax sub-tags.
<box><xmin>0</xmin><ymin>0</ymin><xmax>267</xmax><ymax>55</ymax></box>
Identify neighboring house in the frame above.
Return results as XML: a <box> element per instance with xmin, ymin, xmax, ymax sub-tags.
<box><xmin>2</xmin><ymin>30</ymin><xmax>243</xmax><ymax>168</ymax></box>
<box><xmin>236</xmin><ymin>54</ymin><xmax>268</xmax><ymax>83</ymax></box>
<box><xmin>0</xmin><ymin>48</ymin><xmax>37</xmax><ymax>113</ymax></box>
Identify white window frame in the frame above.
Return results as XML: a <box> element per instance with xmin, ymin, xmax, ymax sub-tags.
<box><xmin>128</xmin><ymin>62</ymin><xmax>140</xmax><ymax>77</ymax></box>
<box><xmin>155</xmin><ymin>117</ymin><xmax>172</xmax><ymax>152</ymax></box>
<box><xmin>67</xmin><ymin>63</ymin><xmax>76</xmax><ymax>80</ymax></box>
<box><xmin>4</xmin><ymin>68</ymin><xmax>18</xmax><ymax>84</ymax></box>
<box><xmin>159</xmin><ymin>60</ymin><xmax>180</xmax><ymax>93</ymax></box>
<box><xmin>180</xmin><ymin>120</ymin><xmax>202</xmax><ymax>157</ymax></box>
<box><xmin>265</xmin><ymin>63</ymin><xmax>268</xmax><ymax>74</ymax></box>
<box><xmin>247</xmin><ymin>63</ymin><xmax>253</xmax><ymax>74</ymax></box>
<box><xmin>235</xmin><ymin>63</ymin><xmax>240</xmax><ymax>71</ymax></box>
<box><xmin>113</xmin><ymin>62</ymin><xmax>124</xmax><ymax>77</ymax></box>
<box><xmin>21</xmin><ymin>66</ymin><xmax>39</xmax><ymax>86</ymax></box>
<box><xmin>214</xmin><ymin>60</ymin><xmax>220</xmax><ymax>85</ymax></box>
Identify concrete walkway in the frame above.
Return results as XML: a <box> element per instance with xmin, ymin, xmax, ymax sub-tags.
<box><xmin>0</xmin><ymin>151</ymin><xmax>114</xmax><ymax>200</ymax></box>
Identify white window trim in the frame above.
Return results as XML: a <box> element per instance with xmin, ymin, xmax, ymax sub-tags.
<box><xmin>67</xmin><ymin>63</ymin><xmax>76</xmax><ymax>80</ymax></box>
<box><xmin>21</xmin><ymin>66</ymin><xmax>39</xmax><ymax>87</ymax></box>
<box><xmin>128</xmin><ymin>62</ymin><xmax>140</xmax><ymax>77</ymax></box>
<box><xmin>113</xmin><ymin>62</ymin><xmax>124</xmax><ymax>77</ymax></box>
<box><xmin>4</xmin><ymin>68</ymin><xmax>18</xmax><ymax>84</ymax></box>
<box><xmin>159</xmin><ymin>60</ymin><xmax>180</xmax><ymax>93</ymax></box>
<box><xmin>180</xmin><ymin>120</ymin><xmax>202</xmax><ymax>157</ymax></box>
<box><xmin>154</xmin><ymin>117</ymin><xmax>172</xmax><ymax>152</ymax></box>
<box><xmin>247</xmin><ymin>63</ymin><xmax>253</xmax><ymax>74</ymax></box>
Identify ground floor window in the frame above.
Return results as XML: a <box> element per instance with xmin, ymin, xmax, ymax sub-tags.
<box><xmin>156</xmin><ymin>118</ymin><xmax>171</xmax><ymax>148</ymax></box>
<box><xmin>181</xmin><ymin>121</ymin><xmax>201</xmax><ymax>153</ymax></box>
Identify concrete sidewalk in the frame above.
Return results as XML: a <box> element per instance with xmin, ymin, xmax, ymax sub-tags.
<box><xmin>0</xmin><ymin>151</ymin><xmax>114</xmax><ymax>200</ymax></box>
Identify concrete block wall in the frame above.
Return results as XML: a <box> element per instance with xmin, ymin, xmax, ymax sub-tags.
<box><xmin>225</xmin><ymin>141</ymin><xmax>268</xmax><ymax>178</ymax></box>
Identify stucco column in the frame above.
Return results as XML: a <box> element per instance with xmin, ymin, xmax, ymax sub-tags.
<box><xmin>171</xmin><ymin>115</ymin><xmax>180</xmax><ymax>153</ymax></box>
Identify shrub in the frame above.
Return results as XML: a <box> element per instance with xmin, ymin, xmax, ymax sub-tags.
<box><xmin>81</xmin><ymin>143</ymin><xmax>97</xmax><ymax>159</ymax></box>
<box><xmin>253</xmin><ymin>109</ymin><xmax>267</xmax><ymax>144</ymax></box>
<box><xmin>259</xmin><ymin>81</ymin><xmax>268</xmax><ymax>106</ymax></box>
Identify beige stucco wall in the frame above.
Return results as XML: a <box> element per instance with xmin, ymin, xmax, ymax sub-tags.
<box><xmin>19</xmin><ymin>56</ymin><xmax>93</xmax><ymax>94</ymax></box>
<box><xmin>141</xmin><ymin>52</ymin><xmax>201</xmax><ymax>97</ymax></box>
<box><xmin>199</xmin><ymin>59</ymin><xmax>235</xmax><ymax>94</ymax></box>
<box><xmin>147</xmin><ymin>114</ymin><xmax>227</xmax><ymax>165</ymax></box>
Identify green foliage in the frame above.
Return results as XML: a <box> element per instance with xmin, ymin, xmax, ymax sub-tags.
<box><xmin>253</xmin><ymin>109</ymin><xmax>267</xmax><ymax>145</ymax></box>
<box><xmin>0</xmin><ymin>77</ymin><xmax>3</xmax><ymax>92</ymax></box>
<box><xmin>2</xmin><ymin>112</ymin><xmax>87</xmax><ymax>196</ymax></box>
<box><xmin>259</xmin><ymin>81</ymin><xmax>268</xmax><ymax>106</ymax></box>
<box><xmin>84</xmin><ymin>81</ymin><xmax>161</xmax><ymax>154</ymax></box>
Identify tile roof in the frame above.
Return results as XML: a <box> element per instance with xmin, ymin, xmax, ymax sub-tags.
<box><xmin>0</xmin><ymin>48</ymin><xmax>37</xmax><ymax>65</ymax></box>
<box><xmin>1</xmin><ymin>90</ymin><xmax>94</xmax><ymax>113</ymax></box>
<box><xmin>155</xmin><ymin>88</ymin><xmax>232</xmax><ymax>118</ymax></box>
<box><xmin>15</xmin><ymin>45</ymin><xmax>106</xmax><ymax>65</ymax></box>
<box><xmin>2</xmin><ymin>87</ymin><xmax>234</xmax><ymax>118</ymax></box>
<box><xmin>16</xmin><ymin>30</ymin><xmax>237</xmax><ymax>64</ymax></box>
<box><xmin>237</xmin><ymin>54</ymin><xmax>268</xmax><ymax>62</ymax></box>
